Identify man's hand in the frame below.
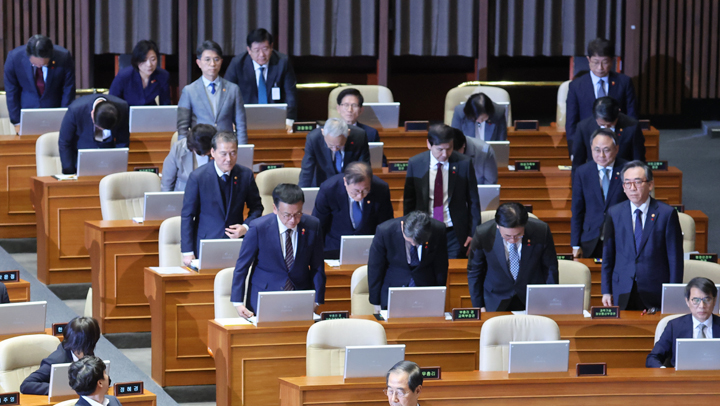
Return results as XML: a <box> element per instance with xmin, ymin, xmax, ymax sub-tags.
<box><xmin>286</xmin><ymin>124</ymin><xmax>293</xmax><ymax>134</ymax></box>
<box><xmin>464</xmin><ymin>236</ymin><xmax>473</xmax><ymax>256</ymax></box>
<box><xmin>183</xmin><ymin>254</ymin><xmax>195</xmax><ymax>267</ymax></box>
<box><xmin>602</xmin><ymin>294</ymin><xmax>613</xmax><ymax>306</ymax></box>
<box><xmin>235</xmin><ymin>304</ymin><xmax>254</xmax><ymax>318</ymax></box>
<box><xmin>14</xmin><ymin>124</ymin><xmax>20</xmax><ymax>135</ymax></box>
<box><xmin>480</xmin><ymin>307</ymin><xmax>486</xmax><ymax>312</ymax></box>
<box><xmin>573</xmin><ymin>247</ymin><xmax>583</xmax><ymax>258</ymax></box>
<box><xmin>225</xmin><ymin>224</ymin><xmax>247</xmax><ymax>239</ymax></box>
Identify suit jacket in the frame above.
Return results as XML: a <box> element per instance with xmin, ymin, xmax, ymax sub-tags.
<box><xmin>570</xmin><ymin>158</ymin><xmax>628</xmax><ymax>254</ymax></box>
<box><xmin>176</xmin><ymin>77</ymin><xmax>247</xmax><ymax>144</ymax></box>
<box><xmin>467</xmin><ymin>218</ymin><xmax>559</xmax><ymax>311</ymax></box>
<box><xmin>450</xmin><ymin>103</ymin><xmax>508</xmax><ymax>141</ymax></box>
<box><xmin>367</xmin><ymin>216</ymin><xmax>448</xmax><ymax>309</ymax></box>
<box><xmin>230</xmin><ymin>213</ymin><xmax>326</xmax><ymax>312</ymax></box>
<box><xmin>224</xmin><ymin>50</ymin><xmax>298</xmax><ymax>120</ymax></box>
<box><xmin>565</xmin><ymin>71</ymin><xmax>638</xmax><ymax>154</ymax></box>
<box><xmin>572</xmin><ymin>113</ymin><xmax>645</xmax><ymax>170</ymax></box>
<box><xmin>20</xmin><ymin>344</ymin><xmax>72</xmax><ymax>395</ymax></box>
<box><xmin>601</xmin><ymin>198</ymin><xmax>684</xmax><ymax>309</ymax></box>
<box><xmin>109</xmin><ymin>66</ymin><xmax>171</xmax><ymax>107</ymax></box>
<box><xmin>180</xmin><ymin>163</ymin><xmax>263</xmax><ymax>256</ymax></box>
<box><xmin>161</xmin><ymin>138</ymin><xmax>207</xmax><ymax>191</ymax></box>
<box><xmin>403</xmin><ymin>151</ymin><xmax>481</xmax><ymax>245</ymax></box>
<box><xmin>463</xmin><ymin>135</ymin><xmax>498</xmax><ymax>184</ymax></box>
<box><xmin>3</xmin><ymin>44</ymin><xmax>76</xmax><ymax>124</ymax></box>
<box><xmin>647</xmin><ymin>314</ymin><xmax>720</xmax><ymax>367</ymax></box>
<box><xmin>58</xmin><ymin>94</ymin><xmax>130</xmax><ymax>174</ymax></box>
<box><xmin>75</xmin><ymin>395</ymin><xmax>122</xmax><ymax>406</ymax></box>
<box><xmin>312</xmin><ymin>173</ymin><xmax>394</xmax><ymax>258</ymax></box>
<box><xmin>0</xmin><ymin>281</ymin><xmax>8</xmax><ymax>303</ymax></box>
<box><xmin>298</xmin><ymin>126</ymin><xmax>370</xmax><ymax>187</ymax></box>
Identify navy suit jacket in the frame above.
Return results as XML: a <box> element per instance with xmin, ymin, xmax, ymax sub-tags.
<box><xmin>450</xmin><ymin>103</ymin><xmax>508</xmax><ymax>141</ymax></box>
<box><xmin>224</xmin><ymin>50</ymin><xmax>298</xmax><ymax>120</ymax></box>
<box><xmin>109</xmin><ymin>66</ymin><xmax>171</xmax><ymax>106</ymax></box>
<box><xmin>3</xmin><ymin>44</ymin><xmax>76</xmax><ymax>124</ymax></box>
<box><xmin>299</xmin><ymin>126</ymin><xmax>370</xmax><ymax>187</ymax></box>
<box><xmin>467</xmin><ymin>218</ymin><xmax>559</xmax><ymax>311</ymax></box>
<box><xmin>312</xmin><ymin>173</ymin><xmax>394</xmax><ymax>259</ymax></box>
<box><xmin>647</xmin><ymin>314</ymin><xmax>720</xmax><ymax>367</ymax></box>
<box><xmin>367</xmin><ymin>216</ymin><xmax>448</xmax><ymax>309</ymax></box>
<box><xmin>570</xmin><ymin>158</ymin><xmax>628</xmax><ymax>254</ymax></box>
<box><xmin>403</xmin><ymin>151</ymin><xmax>481</xmax><ymax>246</ymax></box>
<box><xmin>20</xmin><ymin>344</ymin><xmax>72</xmax><ymax>395</ymax></box>
<box><xmin>565</xmin><ymin>71</ymin><xmax>638</xmax><ymax>154</ymax></box>
<box><xmin>572</xmin><ymin>113</ymin><xmax>645</xmax><ymax>170</ymax></box>
<box><xmin>0</xmin><ymin>281</ymin><xmax>8</xmax><ymax>303</ymax></box>
<box><xmin>58</xmin><ymin>94</ymin><xmax>130</xmax><ymax>174</ymax></box>
<box><xmin>75</xmin><ymin>395</ymin><xmax>122</xmax><ymax>406</ymax></box>
<box><xmin>180</xmin><ymin>163</ymin><xmax>263</xmax><ymax>256</ymax></box>
<box><xmin>230</xmin><ymin>214</ymin><xmax>326</xmax><ymax>312</ymax></box>
<box><xmin>602</xmin><ymin>198</ymin><xmax>684</xmax><ymax>309</ymax></box>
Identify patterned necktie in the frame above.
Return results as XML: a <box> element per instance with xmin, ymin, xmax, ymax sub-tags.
<box><xmin>634</xmin><ymin>209</ymin><xmax>643</xmax><ymax>254</ymax></box>
<box><xmin>209</xmin><ymin>82</ymin><xmax>216</xmax><ymax>95</ymax></box>
<box><xmin>698</xmin><ymin>324</ymin><xmax>708</xmax><ymax>339</ymax></box>
<box><xmin>258</xmin><ymin>67</ymin><xmax>268</xmax><ymax>104</ymax></box>
<box><xmin>283</xmin><ymin>229</ymin><xmax>295</xmax><ymax>291</ymax></box>
<box><xmin>601</xmin><ymin>168</ymin><xmax>610</xmax><ymax>201</ymax></box>
<box><xmin>597</xmin><ymin>79</ymin><xmax>607</xmax><ymax>98</ymax></box>
<box><xmin>334</xmin><ymin>150</ymin><xmax>343</xmax><ymax>173</ymax></box>
<box><xmin>509</xmin><ymin>242</ymin><xmax>520</xmax><ymax>281</ymax></box>
<box><xmin>35</xmin><ymin>67</ymin><xmax>45</xmax><ymax>96</ymax></box>
<box><xmin>433</xmin><ymin>163</ymin><xmax>444</xmax><ymax>222</ymax></box>
<box><xmin>352</xmin><ymin>200</ymin><xmax>362</xmax><ymax>229</ymax></box>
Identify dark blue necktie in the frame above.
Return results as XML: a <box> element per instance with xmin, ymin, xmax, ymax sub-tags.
<box><xmin>409</xmin><ymin>245</ymin><xmax>419</xmax><ymax>286</ymax></box>
<box><xmin>209</xmin><ymin>82</ymin><xmax>216</xmax><ymax>95</ymax></box>
<box><xmin>334</xmin><ymin>150</ymin><xmax>343</xmax><ymax>173</ymax></box>
<box><xmin>221</xmin><ymin>174</ymin><xmax>230</xmax><ymax>209</ymax></box>
<box><xmin>634</xmin><ymin>208</ymin><xmax>643</xmax><ymax>254</ymax></box>
<box><xmin>352</xmin><ymin>200</ymin><xmax>362</xmax><ymax>229</ymax></box>
<box><xmin>258</xmin><ymin>67</ymin><xmax>268</xmax><ymax>104</ymax></box>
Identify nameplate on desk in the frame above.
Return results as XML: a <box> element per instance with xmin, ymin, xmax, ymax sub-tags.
<box><xmin>639</xmin><ymin>119</ymin><xmax>651</xmax><ymax>130</ymax></box>
<box><xmin>404</xmin><ymin>121</ymin><xmax>429</xmax><ymax>131</ymax></box>
<box><xmin>320</xmin><ymin>311</ymin><xmax>349</xmax><ymax>321</ymax></box>
<box><xmin>556</xmin><ymin>254</ymin><xmax>573</xmax><ymax>261</ymax></box>
<box><xmin>593</xmin><ymin>258</ymin><xmax>602</xmax><ymax>264</ymax></box>
<box><xmin>646</xmin><ymin>161</ymin><xmax>668</xmax><ymax>171</ymax></box>
<box><xmin>0</xmin><ymin>392</ymin><xmax>19</xmax><ymax>405</ymax></box>
<box><xmin>671</xmin><ymin>204</ymin><xmax>685</xmax><ymax>213</ymax></box>
<box><xmin>0</xmin><ymin>270</ymin><xmax>19</xmax><ymax>283</ymax></box>
<box><xmin>133</xmin><ymin>166</ymin><xmax>159</xmax><ymax>174</ymax></box>
<box><xmin>293</xmin><ymin>122</ymin><xmax>318</xmax><ymax>133</ymax></box>
<box><xmin>388</xmin><ymin>161</ymin><xmax>409</xmax><ymax>172</ymax></box>
<box><xmin>419</xmin><ymin>366</ymin><xmax>441</xmax><ymax>380</ymax></box>
<box><xmin>590</xmin><ymin>306</ymin><xmax>619</xmax><ymax>319</ymax></box>
<box><xmin>689</xmin><ymin>253</ymin><xmax>718</xmax><ymax>263</ymax></box>
<box><xmin>452</xmin><ymin>308</ymin><xmax>480</xmax><ymax>321</ymax></box>
<box><xmin>258</xmin><ymin>163</ymin><xmax>284</xmax><ymax>172</ymax></box>
<box><xmin>514</xmin><ymin>120</ymin><xmax>539</xmax><ymax>130</ymax></box>
<box><xmin>115</xmin><ymin>381</ymin><xmax>144</xmax><ymax>397</ymax></box>
<box><xmin>576</xmin><ymin>362</ymin><xmax>607</xmax><ymax>376</ymax></box>
<box><xmin>514</xmin><ymin>161</ymin><xmax>540</xmax><ymax>171</ymax></box>
<box><xmin>52</xmin><ymin>323</ymin><xmax>68</xmax><ymax>337</ymax></box>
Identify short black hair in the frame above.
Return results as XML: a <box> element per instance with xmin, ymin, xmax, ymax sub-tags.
<box><xmin>450</xmin><ymin>127</ymin><xmax>466</xmax><ymax>153</ymax></box>
<box><xmin>131</xmin><ymin>40</ymin><xmax>160</xmax><ymax>70</ymax></box>
<box><xmin>592</xmin><ymin>97</ymin><xmax>620</xmax><ymax>123</ymax></box>
<box><xmin>196</xmin><ymin>40</ymin><xmax>223</xmax><ymax>59</ymax></box>
<box><xmin>344</xmin><ymin>161</ymin><xmax>372</xmax><ymax>185</ymax></box>
<box><xmin>26</xmin><ymin>35</ymin><xmax>54</xmax><ymax>59</ymax></box>
<box><xmin>187</xmin><ymin>124</ymin><xmax>216</xmax><ymax>156</ymax></box>
<box><xmin>386</xmin><ymin>360</ymin><xmax>423</xmax><ymax>392</ymax></box>
<box><xmin>621</xmin><ymin>160</ymin><xmax>653</xmax><ymax>182</ymax></box>
<box><xmin>495</xmin><ymin>202</ymin><xmax>529</xmax><ymax>228</ymax></box>
<box><xmin>402</xmin><ymin>211</ymin><xmax>433</xmax><ymax>246</ymax></box>
<box><xmin>427</xmin><ymin>124</ymin><xmax>455</xmax><ymax>146</ymax></box>
<box><xmin>68</xmin><ymin>356</ymin><xmax>106</xmax><ymax>396</ymax></box>
<box><xmin>272</xmin><ymin>183</ymin><xmax>304</xmax><ymax>207</ymax></box>
<box><xmin>589</xmin><ymin>128</ymin><xmax>618</xmax><ymax>146</ymax></box>
<box><xmin>685</xmin><ymin>277</ymin><xmax>718</xmax><ymax>299</ymax></box>
<box><xmin>587</xmin><ymin>37</ymin><xmax>614</xmax><ymax>58</ymax></box>
<box><xmin>246</xmin><ymin>28</ymin><xmax>274</xmax><ymax>47</ymax></box>
<box><xmin>62</xmin><ymin>317</ymin><xmax>101</xmax><ymax>356</ymax></box>
<box><xmin>463</xmin><ymin>93</ymin><xmax>495</xmax><ymax>122</ymax></box>
<box><xmin>336</xmin><ymin>88</ymin><xmax>364</xmax><ymax>107</ymax></box>
<box><xmin>93</xmin><ymin>101</ymin><xmax>120</xmax><ymax>130</ymax></box>
<box><xmin>211</xmin><ymin>132</ymin><xmax>238</xmax><ymax>150</ymax></box>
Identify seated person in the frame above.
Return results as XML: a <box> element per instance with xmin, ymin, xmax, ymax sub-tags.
<box><xmin>647</xmin><ymin>277</ymin><xmax>720</xmax><ymax>368</ymax></box>
<box><xmin>335</xmin><ymin>88</ymin><xmax>387</xmax><ymax>166</ymax></box>
<box><xmin>451</xmin><ymin>126</ymin><xmax>498</xmax><ymax>184</ymax></box>
<box><xmin>109</xmin><ymin>39</ymin><xmax>170</xmax><ymax>106</ymax></box>
<box><xmin>312</xmin><ymin>161</ymin><xmax>394</xmax><ymax>259</ymax></box>
<box><xmin>161</xmin><ymin>124</ymin><xmax>216</xmax><ymax>191</ymax></box>
<box><xmin>21</xmin><ymin>316</ymin><xmax>101</xmax><ymax>395</ymax></box>
<box><xmin>451</xmin><ymin>92</ymin><xmax>508</xmax><ymax>141</ymax></box>
<box><xmin>58</xmin><ymin>94</ymin><xmax>129</xmax><ymax>174</ymax></box>
<box><xmin>385</xmin><ymin>360</ymin><xmax>423</xmax><ymax>406</ymax></box>
<box><xmin>68</xmin><ymin>356</ymin><xmax>121</xmax><ymax>406</ymax></box>
<box><xmin>0</xmin><ymin>281</ymin><xmax>8</xmax><ymax>303</ymax></box>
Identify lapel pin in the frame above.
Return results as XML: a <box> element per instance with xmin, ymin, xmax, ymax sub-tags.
<box><xmin>302</xmin><ymin>228</ymin><xmax>305</xmax><ymax>235</ymax></box>
<box><xmin>234</xmin><ymin>176</ymin><xmax>237</xmax><ymax>180</ymax></box>
<box><xmin>367</xmin><ymin>200</ymin><xmax>370</xmax><ymax>204</ymax></box>
<box><xmin>611</xmin><ymin>81</ymin><xmax>615</xmax><ymax>86</ymax></box>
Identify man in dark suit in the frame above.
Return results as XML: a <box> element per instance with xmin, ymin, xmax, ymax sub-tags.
<box><xmin>312</xmin><ymin>161</ymin><xmax>394</xmax><ymax>259</ymax></box>
<box><xmin>572</xmin><ymin>97</ymin><xmax>645</xmax><ymax>170</ymax></box>
<box><xmin>602</xmin><ymin>161</ymin><xmax>684</xmax><ymax>310</ymax></box>
<box><xmin>647</xmin><ymin>277</ymin><xmax>720</xmax><ymax>367</ymax></box>
<box><xmin>68</xmin><ymin>356</ymin><xmax>122</xmax><ymax>406</ymax></box>
<box><xmin>467</xmin><ymin>202</ymin><xmax>559</xmax><ymax>312</ymax></box>
<box><xmin>571</xmin><ymin>129</ymin><xmax>628</xmax><ymax>259</ymax></box>
<box><xmin>3</xmin><ymin>34</ymin><xmax>76</xmax><ymax>130</ymax></box>
<box><xmin>298</xmin><ymin>117</ymin><xmax>370</xmax><ymax>187</ymax></box>
<box><xmin>450</xmin><ymin>92</ymin><xmax>508</xmax><ymax>141</ymax></box>
<box><xmin>57</xmin><ymin>94</ymin><xmax>129</xmax><ymax>174</ymax></box>
<box><xmin>181</xmin><ymin>132</ymin><xmax>263</xmax><ymax>264</ymax></box>
<box><xmin>231</xmin><ymin>184</ymin><xmax>325</xmax><ymax>317</ymax></box>
<box><xmin>452</xmin><ymin>128</ymin><xmax>498</xmax><ymax>185</ymax></box>
<box><xmin>368</xmin><ymin>211</ymin><xmax>448</xmax><ymax>310</ymax></box>
<box><xmin>224</xmin><ymin>28</ymin><xmax>297</xmax><ymax>133</ymax></box>
<box><xmin>566</xmin><ymin>38</ymin><xmax>638</xmax><ymax>155</ymax></box>
<box><xmin>0</xmin><ymin>281</ymin><xmax>9</xmax><ymax>303</ymax></box>
<box><xmin>404</xmin><ymin>124</ymin><xmax>481</xmax><ymax>259</ymax></box>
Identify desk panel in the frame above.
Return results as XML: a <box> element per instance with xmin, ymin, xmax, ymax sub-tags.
<box><xmin>20</xmin><ymin>388</ymin><xmax>156</xmax><ymax>406</ymax></box>
<box><xmin>5</xmin><ymin>279</ymin><xmax>30</xmax><ymax>302</ymax></box>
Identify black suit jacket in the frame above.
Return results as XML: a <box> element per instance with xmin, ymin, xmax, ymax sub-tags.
<box><xmin>572</xmin><ymin>113</ymin><xmax>645</xmax><ymax>170</ymax></box>
<box><xmin>467</xmin><ymin>218</ymin><xmax>559</xmax><ymax>311</ymax></box>
<box><xmin>0</xmin><ymin>281</ymin><xmax>8</xmax><ymax>303</ymax></box>
<box><xmin>75</xmin><ymin>395</ymin><xmax>123</xmax><ymax>406</ymax></box>
<box><xmin>647</xmin><ymin>314</ymin><xmax>720</xmax><ymax>367</ymax></box>
<box><xmin>20</xmin><ymin>344</ymin><xmax>73</xmax><ymax>395</ymax></box>
<box><xmin>299</xmin><ymin>126</ymin><xmax>370</xmax><ymax>187</ymax></box>
<box><xmin>224</xmin><ymin>50</ymin><xmax>298</xmax><ymax>120</ymax></box>
<box><xmin>367</xmin><ymin>216</ymin><xmax>448</xmax><ymax>309</ymax></box>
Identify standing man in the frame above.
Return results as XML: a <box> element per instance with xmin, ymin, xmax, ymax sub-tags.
<box><xmin>181</xmin><ymin>132</ymin><xmax>263</xmax><ymax>265</ymax></box>
<box><xmin>312</xmin><ymin>161</ymin><xmax>394</xmax><ymax>259</ymax></box>
<box><xmin>225</xmin><ymin>28</ymin><xmax>297</xmax><ymax>133</ymax></box>
<box><xmin>4</xmin><ymin>34</ymin><xmax>76</xmax><ymax>132</ymax></box>
<box><xmin>404</xmin><ymin>124</ymin><xmax>480</xmax><ymax>258</ymax></box>
<box><xmin>467</xmin><ymin>202</ymin><xmax>559</xmax><ymax>312</ymax></box>
<box><xmin>177</xmin><ymin>40</ymin><xmax>247</xmax><ymax>144</ymax></box>
<box><xmin>571</xmin><ymin>129</ymin><xmax>628</xmax><ymax>258</ymax></box>
<box><xmin>602</xmin><ymin>160</ymin><xmax>684</xmax><ymax>310</ymax></box>
<box><xmin>385</xmin><ymin>361</ymin><xmax>423</xmax><ymax>406</ymax></box>
<box><xmin>451</xmin><ymin>127</ymin><xmax>498</xmax><ymax>185</ymax></box>
<box><xmin>231</xmin><ymin>184</ymin><xmax>325</xmax><ymax>317</ymax></box>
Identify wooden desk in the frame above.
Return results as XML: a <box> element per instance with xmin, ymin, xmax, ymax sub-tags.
<box><xmin>279</xmin><ymin>368</ymin><xmax>717</xmax><ymax>406</ymax></box>
<box><xmin>20</xmin><ymin>388</ymin><xmax>156</xmax><ymax>406</ymax></box>
<box><xmin>5</xmin><ymin>279</ymin><xmax>30</xmax><ymax>302</ymax></box>
<box><xmin>0</xmin><ymin>134</ymin><xmax>39</xmax><ymax>238</ymax></box>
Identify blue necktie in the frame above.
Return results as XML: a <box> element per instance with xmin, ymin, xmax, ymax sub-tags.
<box><xmin>597</xmin><ymin>79</ymin><xmax>606</xmax><ymax>98</ymax></box>
<box><xmin>509</xmin><ymin>242</ymin><xmax>520</xmax><ymax>280</ymax></box>
<box><xmin>334</xmin><ymin>150</ymin><xmax>343</xmax><ymax>173</ymax></box>
<box><xmin>352</xmin><ymin>200</ymin><xmax>362</xmax><ymax>229</ymax></box>
<box><xmin>601</xmin><ymin>168</ymin><xmax>610</xmax><ymax>201</ymax></box>
<box><xmin>209</xmin><ymin>82</ymin><xmax>216</xmax><ymax>95</ymax></box>
<box><xmin>258</xmin><ymin>67</ymin><xmax>268</xmax><ymax>104</ymax></box>
<box><xmin>634</xmin><ymin>209</ymin><xmax>643</xmax><ymax>254</ymax></box>
<box><xmin>408</xmin><ymin>244</ymin><xmax>419</xmax><ymax>286</ymax></box>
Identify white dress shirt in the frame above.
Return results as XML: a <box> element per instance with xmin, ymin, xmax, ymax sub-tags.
<box><xmin>475</xmin><ymin>120</ymin><xmax>486</xmax><ymax>139</ymax></box>
<box><xmin>693</xmin><ymin>316</ymin><xmax>713</xmax><ymax>339</ymax></box>
<box><xmin>502</xmin><ymin>238</ymin><xmax>523</xmax><ymax>261</ymax></box>
<box><xmin>201</xmin><ymin>76</ymin><xmax>220</xmax><ymax>116</ymax></box>
<box><xmin>428</xmin><ymin>154</ymin><xmax>452</xmax><ymax>227</ymax></box>
<box><xmin>81</xmin><ymin>396</ymin><xmax>110</xmax><ymax>406</ymax></box>
<box><xmin>590</xmin><ymin>71</ymin><xmax>609</xmax><ymax>98</ymax></box>
<box><xmin>630</xmin><ymin>197</ymin><xmax>651</xmax><ymax>231</ymax></box>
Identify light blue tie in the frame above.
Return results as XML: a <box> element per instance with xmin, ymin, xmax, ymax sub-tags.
<box><xmin>509</xmin><ymin>242</ymin><xmax>520</xmax><ymax>280</ymax></box>
<box><xmin>601</xmin><ymin>168</ymin><xmax>610</xmax><ymax>201</ymax></box>
<box><xmin>257</xmin><ymin>67</ymin><xmax>268</xmax><ymax>104</ymax></box>
<box><xmin>209</xmin><ymin>82</ymin><xmax>216</xmax><ymax>95</ymax></box>
<box><xmin>597</xmin><ymin>79</ymin><xmax>606</xmax><ymax>98</ymax></box>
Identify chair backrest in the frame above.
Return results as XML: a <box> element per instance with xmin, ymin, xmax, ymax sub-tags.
<box><xmin>677</xmin><ymin>212</ymin><xmax>696</xmax><ymax>253</ymax></box>
<box><xmin>350</xmin><ymin>266</ymin><xmax>375</xmax><ymax>315</ymax></box>
<box><xmin>214</xmin><ymin>267</ymin><xmax>238</xmax><ymax>318</ymax></box>
<box><xmin>255</xmin><ymin>168</ymin><xmax>301</xmax><ymax>215</ymax></box>
<box><xmin>682</xmin><ymin>260</ymin><xmax>720</xmax><ymax>284</ymax></box>
<box><xmin>158</xmin><ymin>216</ymin><xmax>183</xmax><ymax>267</ymax></box>
<box><xmin>99</xmin><ymin>172</ymin><xmax>161</xmax><ymax>220</ymax></box>
<box><xmin>84</xmin><ymin>287</ymin><xmax>93</xmax><ymax>317</ymax></box>
<box><xmin>444</xmin><ymin>85</ymin><xmax>513</xmax><ymax>126</ymax></box>
<box><xmin>36</xmin><ymin>132</ymin><xmax>63</xmax><ymax>176</ymax></box>
<box><xmin>654</xmin><ymin>313</ymin><xmax>685</xmax><ymax>344</ymax></box>
<box><xmin>556</xmin><ymin>80</ymin><xmax>571</xmax><ymax>128</ymax></box>
<box><xmin>481</xmin><ymin>210</ymin><xmax>538</xmax><ymax>224</ymax></box>
<box><xmin>0</xmin><ymin>334</ymin><xmax>61</xmax><ymax>392</ymax></box>
<box><xmin>0</xmin><ymin>94</ymin><xmax>9</xmax><ymax>118</ymax></box>
<box><xmin>306</xmin><ymin>318</ymin><xmax>387</xmax><ymax>376</ymax></box>
<box><xmin>0</xmin><ymin>95</ymin><xmax>14</xmax><ymax>135</ymax></box>
<box><xmin>327</xmin><ymin>85</ymin><xmax>394</xmax><ymax>119</ymax></box>
<box><xmin>170</xmin><ymin>131</ymin><xmax>178</xmax><ymax>147</ymax></box>
<box><xmin>479</xmin><ymin>314</ymin><xmax>560</xmax><ymax>371</ymax></box>
<box><xmin>558</xmin><ymin>260</ymin><xmax>591</xmax><ymax>310</ymax></box>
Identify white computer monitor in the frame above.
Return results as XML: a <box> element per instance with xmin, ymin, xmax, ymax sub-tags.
<box><xmin>508</xmin><ymin>341</ymin><xmax>569</xmax><ymax>373</ymax></box>
<box><xmin>386</xmin><ymin>287</ymin><xmax>446</xmax><ymax>320</ymax></box>
<box><xmin>129</xmin><ymin>105</ymin><xmax>178</xmax><ymax>133</ymax></box>
<box><xmin>357</xmin><ymin>103</ymin><xmax>400</xmax><ymax>129</ymax></box>
<box><xmin>525</xmin><ymin>284</ymin><xmax>585</xmax><ymax>315</ymax></box>
<box><xmin>254</xmin><ymin>290</ymin><xmax>316</xmax><ymax>324</ymax></box>
<box><xmin>142</xmin><ymin>192</ymin><xmax>184</xmax><ymax>221</ymax></box>
<box><xmin>338</xmin><ymin>235</ymin><xmax>374</xmax><ymax>265</ymax></box>
<box><xmin>197</xmin><ymin>238</ymin><xmax>243</xmax><ymax>270</ymax></box>
<box><xmin>676</xmin><ymin>339</ymin><xmax>720</xmax><ymax>370</ymax></box>
<box><xmin>343</xmin><ymin>345</ymin><xmax>406</xmax><ymax>379</ymax></box>
<box><xmin>76</xmin><ymin>148</ymin><xmax>129</xmax><ymax>177</ymax></box>
<box><xmin>301</xmin><ymin>187</ymin><xmax>319</xmax><ymax>215</ymax></box>
<box><xmin>245</xmin><ymin>104</ymin><xmax>287</xmax><ymax>130</ymax></box>
<box><xmin>0</xmin><ymin>301</ymin><xmax>47</xmax><ymax>335</ymax></box>
<box><xmin>19</xmin><ymin>108</ymin><xmax>67</xmax><ymax>135</ymax></box>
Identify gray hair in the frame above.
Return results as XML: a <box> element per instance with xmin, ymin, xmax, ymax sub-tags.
<box><xmin>323</xmin><ymin>118</ymin><xmax>348</xmax><ymax>138</ymax></box>
<box><xmin>211</xmin><ymin>132</ymin><xmax>238</xmax><ymax>149</ymax></box>
<box><xmin>620</xmin><ymin>160</ymin><xmax>653</xmax><ymax>182</ymax></box>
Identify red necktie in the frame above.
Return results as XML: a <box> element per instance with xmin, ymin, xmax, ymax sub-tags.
<box><xmin>433</xmin><ymin>163</ymin><xmax>444</xmax><ymax>222</ymax></box>
<box><xmin>35</xmin><ymin>67</ymin><xmax>45</xmax><ymax>96</ymax></box>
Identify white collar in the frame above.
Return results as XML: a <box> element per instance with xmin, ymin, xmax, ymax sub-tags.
<box><xmin>589</xmin><ymin>70</ymin><xmax>609</xmax><ymax>85</ymax></box>
<box><xmin>81</xmin><ymin>396</ymin><xmax>109</xmax><ymax>406</ymax></box>
<box><xmin>631</xmin><ymin>197</ymin><xmax>651</xmax><ymax>213</ymax></box>
<box><xmin>276</xmin><ymin>214</ymin><xmax>297</xmax><ymax>234</ymax></box>
<box><xmin>214</xmin><ymin>161</ymin><xmax>230</xmax><ymax>177</ymax></box>
<box><xmin>252</xmin><ymin>60</ymin><xmax>268</xmax><ymax>71</ymax></box>
<box><xmin>692</xmin><ymin>315</ymin><xmax>713</xmax><ymax>330</ymax></box>
<box><xmin>596</xmin><ymin>161</ymin><xmax>615</xmax><ymax>171</ymax></box>
<box><xmin>201</xmin><ymin>76</ymin><xmax>219</xmax><ymax>88</ymax></box>
<box><xmin>429</xmin><ymin>153</ymin><xmax>448</xmax><ymax>168</ymax></box>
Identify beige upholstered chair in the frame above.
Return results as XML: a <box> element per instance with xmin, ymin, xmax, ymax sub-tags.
<box><xmin>443</xmin><ymin>85</ymin><xmax>513</xmax><ymax>126</ymax></box>
<box><xmin>0</xmin><ymin>334</ymin><xmax>61</xmax><ymax>392</ymax></box>
<box><xmin>558</xmin><ymin>260</ymin><xmax>592</xmax><ymax>310</ymax></box>
<box><xmin>158</xmin><ymin>216</ymin><xmax>183</xmax><ymax>267</ymax></box>
<box><xmin>36</xmin><ymin>132</ymin><xmax>63</xmax><ymax>176</ymax></box>
<box><xmin>84</xmin><ymin>288</ymin><xmax>93</xmax><ymax>317</ymax></box>
<box><xmin>350</xmin><ymin>266</ymin><xmax>375</xmax><ymax>315</ymax></box>
<box><xmin>306</xmin><ymin>319</ymin><xmax>386</xmax><ymax>376</ymax></box>
<box><xmin>0</xmin><ymin>94</ymin><xmax>14</xmax><ymax>135</ymax></box>
<box><xmin>170</xmin><ymin>131</ymin><xmax>179</xmax><ymax>147</ymax></box>
<box><xmin>98</xmin><ymin>171</ymin><xmax>161</xmax><ymax>220</ymax></box>
<box><xmin>683</xmin><ymin>260</ymin><xmax>720</xmax><ymax>284</ymax></box>
<box><xmin>327</xmin><ymin>85</ymin><xmax>394</xmax><ymax>119</ymax></box>
<box><xmin>214</xmin><ymin>267</ymin><xmax>239</xmax><ymax>318</ymax></box>
<box><xmin>481</xmin><ymin>210</ymin><xmax>538</xmax><ymax>224</ymax></box>
<box><xmin>654</xmin><ymin>313</ymin><xmax>685</xmax><ymax>344</ymax></box>
<box><xmin>255</xmin><ymin>168</ymin><xmax>301</xmax><ymax>215</ymax></box>
<box><xmin>677</xmin><ymin>213</ymin><xmax>696</xmax><ymax>253</ymax></box>
<box><xmin>556</xmin><ymin>80</ymin><xmax>571</xmax><ymax>127</ymax></box>
<box><xmin>479</xmin><ymin>315</ymin><xmax>560</xmax><ymax>371</ymax></box>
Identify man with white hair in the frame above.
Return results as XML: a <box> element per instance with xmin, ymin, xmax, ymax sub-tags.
<box><xmin>299</xmin><ymin>117</ymin><xmax>370</xmax><ymax>187</ymax></box>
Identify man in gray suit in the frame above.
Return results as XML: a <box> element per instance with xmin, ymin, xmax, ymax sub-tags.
<box><xmin>451</xmin><ymin>127</ymin><xmax>498</xmax><ymax>184</ymax></box>
<box><xmin>177</xmin><ymin>40</ymin><xmax>247</xmax><ymax>144</ymax></box>
<box><xmin>161</xmin><ymin>124</ymin><xmax>216</xmax><ymax>191</ymax></box>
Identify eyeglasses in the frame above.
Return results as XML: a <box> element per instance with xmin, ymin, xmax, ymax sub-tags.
<box><xmin>690</xmin><ymin>297</ymin><xmax>713</xmax><ymax>306</ymax></box>
<box><xmin>622</xmin><ymin>180</ymin><xmax>649</xmax><ymax>189</ymax></box>
<box><xmin>383</xmin><ymin>388</ymin><xmax>410</xmax><ymax>398</ymax></box>
<box><xmin>588</xmin><ymin>59</ymin><xmax>612</xmax><ymax>68</ymax></box>
<box><xmin>592</xmin><ymin>148</ymin><xmax>614</xmax><ymax>155</ymax></box>
<box><xmin>279</xmin><ymin>212</ymin><xmax>302</xmax><ymax>221</ymax></box>
<box><xmin>340</xmin><ymin>103</ymin><xmax>360</xmax><ymax>110</ymax></box>
<box><xmin>201</xmin><ymin>57</ymin><xmax>222</xmax><ymax>64</ymax></box>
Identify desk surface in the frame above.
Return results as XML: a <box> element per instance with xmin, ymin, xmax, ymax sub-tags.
<box><xmin>20</xmin><ymin>388</ymin><xmax>156</xmax><ymax>406</ymax></box>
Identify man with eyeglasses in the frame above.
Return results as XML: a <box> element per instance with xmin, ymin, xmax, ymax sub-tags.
<box><xmin>601</xmin><ymin>160</ymin><xmax>683</xmax><ymax>310</ymax></box>
<box><xmin>647</xmin><ymin>277</ymin><xmax>720</xmax><ymax>367</ymax></box>
<box><xmin>385</xmin><ymin>360</ymin><xmax>423</xmax><ymax>406</ymax></box>
<box><xmin>335</xmin><ymin>88</ymin><xmax>388</xmax><ymax>166</ymax></box>
<box><xmin>231</xmin><ymin>184</ymin><xmax>325</xmax><ymax>318</ymax></box>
